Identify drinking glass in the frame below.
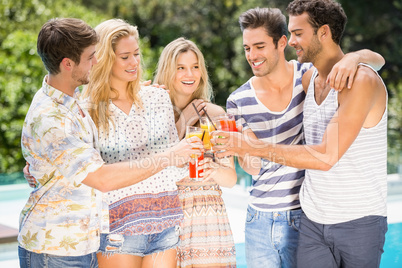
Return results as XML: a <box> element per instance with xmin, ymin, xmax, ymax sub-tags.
<box><xmin>213</xmin><ymin>113</ymin><xmax>238</xmax><ymax>132</ymax></box>
<box><xmin>200</xmin><ymin>116</ymin><xmax>214</xmax><ymax>150</ymax></box>
<box><xmin>185</xmin><ymin>126</ymin><xmax>204</xmax><ymax>180</ymax></box>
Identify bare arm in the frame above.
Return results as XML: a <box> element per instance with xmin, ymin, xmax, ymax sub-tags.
<box><xmin>83</xmin><ymin>136</ymin><xmax>203</xmax><ymax>192</ymax></box>
<box><xmin>213</xmin><ymin>67</ymin><xmax>385</xmax><ymax>171</ymax></box>
<box><xmin>327</xmin><ymin>49</ymin><xmax>385</xmax><ymax>90</ymax></box>
<box><xmin>175</xmin><ymin>99</ymin><xmax>207</xmax><ymax>139</ymax></box>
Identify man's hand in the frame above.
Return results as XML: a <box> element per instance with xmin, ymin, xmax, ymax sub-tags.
<box><xmin>211</xmin><ymin>129</ymin><xmax>268</xmax><ymax>159</ymax></box>
<box><xmin>327</xmin><ymin>52</ymin><xmax>360</xmax><ymax>91</ymax></box>
<box><xmin>211</xmin><ymin>130</ymin><xmax>245</xmax><ymax>158</ymax></box>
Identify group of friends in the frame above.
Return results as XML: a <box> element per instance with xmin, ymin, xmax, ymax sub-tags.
<box><xmin>19</xmin><ymin>0</ymin><xmax>388</xmax><ymax>267</ymax></box>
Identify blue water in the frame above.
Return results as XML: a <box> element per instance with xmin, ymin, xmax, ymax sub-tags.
<box><xmin>1</xmin><ymin>184</ymin><xmax>401</xmax><ymax>267</ymax></box>
<box><xmin>235</xmin><ymin>222</ymin><xmax>402</xmax><ymax>267</ymax></box>
<box><xmin>381</xmin><ymin>222</ymin><xmax>402</xmax><ymax>267</ymax></box>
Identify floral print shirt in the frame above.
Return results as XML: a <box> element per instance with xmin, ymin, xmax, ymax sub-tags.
<box><xmin>19</xmin><ymin>76</ymin><xmax>106</xmax><ymax>256</ymax></box>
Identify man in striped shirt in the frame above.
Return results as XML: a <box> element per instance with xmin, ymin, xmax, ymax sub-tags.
<box><xmin>224</xmin><ymin>6</ymin><xmax>385</xmax><ymax>268</ymax></box>
<box><xmin>217</xmin><ymin>2</ymin><xmax>387</xmax><ymax>268</ymax></box>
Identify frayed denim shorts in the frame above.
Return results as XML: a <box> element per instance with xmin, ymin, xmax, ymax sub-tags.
<box><xmin>98</xmin><ymin>226</ymin><xmax>180</xmax><ymax>257</ymax></box>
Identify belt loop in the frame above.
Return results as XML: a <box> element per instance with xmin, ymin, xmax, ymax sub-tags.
<box><xmin>287</xmin><ymin>210</ymin><xmax>291</xmax><ymax>226</ymax></box>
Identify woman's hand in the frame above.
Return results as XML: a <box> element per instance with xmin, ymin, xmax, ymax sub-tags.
<box><xmin>141</xmin><ymin>80</ymin><xmax>167</xmax><ymax>90</ymax></box>
<box><xmin>168</xmin><ymin>136</ymin><xmax>204</xmax><ymax>168</ymax></box>
<box><xmin>180</xmin><ymin>99</ymin><xmax>207</xmax><ymax>126</ymax></box>
<box><xmin>198</xmin><ymin>154</ymin><xmax>236</xmax><ymax>187</ymax></box>
<box><xmin>23</xmin><ymin>162</ymin><xmax>38</xmax><ymax>188</ymax></box>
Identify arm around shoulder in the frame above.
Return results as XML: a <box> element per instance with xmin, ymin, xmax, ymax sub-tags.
<box><xmin>350</xmin><ymin>49</ymin><xmax>385</xmax><ymax>71</ymax></box>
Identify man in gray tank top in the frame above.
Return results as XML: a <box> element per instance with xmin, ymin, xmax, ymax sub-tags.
<box><xmin>213</xmin><ymin>1</ymin><xmax>388</xmax><ymax>267</ymax></box>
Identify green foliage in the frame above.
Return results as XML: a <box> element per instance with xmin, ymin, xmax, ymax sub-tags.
<box><xmin>103</xmin><ymin>0</ymin><xmax>294</xmax><ymax>105</ymax></box>
<box><xmin>0</xmin><ymin>0</ymin><xmax>108</xmax><ymax>173</ymax></box>
<box><xmin>0</xmin><ymin>0</ymin><xmax>401</xmax><ymax>174</ymax></box>
<box><xmin>339</xmin><ymin>0</ymin><xmax>402</xmax><ymax>173</ymax></box>
<box><xmin>0</xmin><ymin>30</ymin><xmax>42</xmax><ymax>172</ymax></box>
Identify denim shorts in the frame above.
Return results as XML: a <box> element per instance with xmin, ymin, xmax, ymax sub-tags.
<box><xmin>18</xmin><ymin>246</ymin><xmax>98</xmax><ymax>268</ymax></box>
<box><xmin>98</xmin><ymin>226</ymin><xmax>180</xmax><ymax>257</ymax></box>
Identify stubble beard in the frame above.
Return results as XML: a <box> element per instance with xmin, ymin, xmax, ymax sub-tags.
<box><xmin>72</xmin><ymin>68</ymin><xmax>90</xmax><ymax>86</ymax></box>
<box><xmin>300</xmin><ymin>36</ymin><xmax>322</xmax><ymax>64</ymax></box>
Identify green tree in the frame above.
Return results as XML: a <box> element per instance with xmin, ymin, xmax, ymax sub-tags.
<box><xmin>339</xmin><ymin>0</ymin><xmax>402</xmax><ymax>173</ymax></box>
<box><xmin>1</xmin><ymin>0</ymin><xmax>401</xmax><ymax>174</ymax></box>
<box><xmin>0</xmin><ymin>0</ymin><xmax>107</xmax><ymax>173</ymax></box>
<box><xmin>81</xmin><ymin>0</ymin><xmax>402</xmax><ymax>173</ymax></box>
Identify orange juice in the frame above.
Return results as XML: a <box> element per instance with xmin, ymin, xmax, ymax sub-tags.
<box><xmin>200</xmin><ymin>122</ymin><xmax>213</xmax><ymax>150</ymax></box>
<box><xmin>185</xmin><ymin>129</ymin><xmax>204</xmax><ymax>180</ymax></box>
<box><xmin>186</xmin><ymin>131</ymin><xmax>204</xmax><ymax>157</ymax></box>
<box><xmin>219</xmin><ymin>119</ymin><xmax>237</xmax><ymax>132</ymax></box>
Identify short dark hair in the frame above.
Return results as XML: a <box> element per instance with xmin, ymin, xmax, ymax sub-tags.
<box><xmin>239</xmin><ymin>7</ymin><xmax>288</xmax><ymax>48</ymax></box>
<box><xmin>37</xmin><ymin>18</ymin><xmax>98</xmax><ymax>74</ymax></box>
<box><xmin>286</xmin><ymin>0</ymin><xmax>347</xmax><ymax>45</ymax></box>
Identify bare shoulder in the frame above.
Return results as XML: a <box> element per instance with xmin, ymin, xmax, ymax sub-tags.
<box><xmin>302</xmin><ymin>67</ymin><xmax>314</xmax><ymax>93</ymax></box>
<box><xmin>338</xmin><ymin>64</ymin><xmax>386</xmax><ymax>109</ymax></box>
<box><xmin>338</xmin><ymin>64</ymin><xmax>386</xmax><ymax>127</ymax></box>
<box><xmin>205</xmin><ymin>103</ymin><xmax>225</xmax><ymax>117</ymax></box>
<box><xmin>352</xmin><ymin>65</ymin><xmax>385</xmax><ymax>94</ymax></box>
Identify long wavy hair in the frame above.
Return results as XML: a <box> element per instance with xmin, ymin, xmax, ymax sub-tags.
<box><xmin>84</xmin><ymin>19</ymin><xmax>143</xmax><ymax>132</ymax></box>
<box><xmin>153</xmin><ymin>37</ymin><xmax>212</xmax><ymax>108</ymax></box>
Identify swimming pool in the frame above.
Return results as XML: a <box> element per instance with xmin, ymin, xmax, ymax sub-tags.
<box><xmin>234</xmin><ymin>223</ymin><xmax>402</xmax><ymax>267</ymax></box>
<box><xmin>1</xmin><ymin>184</ymin><xmax>401</xmax><ymax>267</ymax></box>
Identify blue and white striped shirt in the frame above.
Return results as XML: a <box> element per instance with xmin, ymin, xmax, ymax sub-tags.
<box><xmin>227</xmin><ymin>60</ymin><xmax>312</xmax><ymax>212</ymax></box>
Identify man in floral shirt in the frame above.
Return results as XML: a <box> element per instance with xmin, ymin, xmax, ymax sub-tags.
<box><xmin>19</xmin><ymin>18</ymin><xmax>202</xmax><ymax>268</ymax></box>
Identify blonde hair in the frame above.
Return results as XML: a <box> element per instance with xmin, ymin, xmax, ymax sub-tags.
<box><xmin>84</xmin><ymin>19</ymin><xmax>142</xmax><ymax>131</ymax></box>
<box><xmin>153</xmin><ymin>37</ymin><xmax>212</xmax><ymax>107</ymax></box>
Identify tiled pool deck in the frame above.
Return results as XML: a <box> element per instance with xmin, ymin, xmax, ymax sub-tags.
<box><xmin>1</xmin><ymin>176</ymin><xmax>402</xmax><ymax>267</ymax></box>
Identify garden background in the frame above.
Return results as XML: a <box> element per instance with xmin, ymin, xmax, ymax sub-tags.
<box><xmin>1</xmin><ymin>0</ymin><xmax>401</xmax><ymax>178</ymax></box>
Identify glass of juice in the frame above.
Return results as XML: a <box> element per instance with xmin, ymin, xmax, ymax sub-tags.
<box><xmin>200</xmin><ymin>116</ymin><xmax>214</xmax><ymax>150</ymax></box>
<box><xmin>185</xmin><ymin>126</ymin><xmax>204</xmax><ymax>181</ymax></box>
<box><xmin>200</xmin><ymin>116</ymin><xmax>216</xmax><ymax>160</ymax></box>
<box><xmin>213</xmin><ymin>113</ymin><xmax>237</xmax><ymax>132</ymax></box>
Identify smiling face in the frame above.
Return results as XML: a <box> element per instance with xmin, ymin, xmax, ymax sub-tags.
<box><xmin>288</xmin><ymin>13</ymin><xmax>322</xmax><ymax>64</ymax></box>
<box><xmin>173</xmin><ymin>50</ymin><xmax>201</xmax><ymax>98</ymax></box>
<box><xmin>243</xmin><ymin>27</ymin><xmax>280</xmax><ymax>77</ymax></box>
<box><xmin>111</xmin><ymin>35</ymin><xmax>140</xmax><ymax>86</ymax></box>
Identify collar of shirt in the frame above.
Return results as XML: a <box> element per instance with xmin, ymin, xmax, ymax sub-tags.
<box><xmin>41</xmin><ymin>75</ymin><xmax>82</xmax><ymax>115</ymax></box>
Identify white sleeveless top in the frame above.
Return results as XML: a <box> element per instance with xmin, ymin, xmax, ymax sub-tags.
<box><xmin>301</xmin><ymin>64</ymin><xmax>388</xmax><ymax>224</ymax></box>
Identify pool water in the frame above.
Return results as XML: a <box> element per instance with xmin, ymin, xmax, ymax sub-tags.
<box><xmin>234</xmin><ymin>222</ymin><xmax>402</xmax><ymax>268</ymax></box>
<box><xmin>381</xmin><ymin>222</ymin><xmax>402</xmax><ymax>267</ymax></box>
<box><xmin>0</xmin><ymin>184</ymin><xmax>32</xmax><ymax>201</ymax></box>
<box><xmin>1</xmin><ymin>184</ymin><xmax>401</xmax><ymax>267</ymax></box>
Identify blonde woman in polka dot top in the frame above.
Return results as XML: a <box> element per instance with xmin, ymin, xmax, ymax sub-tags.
<box><xmin>154</xmin><ymin>37</ymin><xmax>237</xmax><ymax>268</ymax></box>
<box><xmin>84</xmin><ymin>20</ymin><xmax>199</xmax><ymax>268</ymax></box>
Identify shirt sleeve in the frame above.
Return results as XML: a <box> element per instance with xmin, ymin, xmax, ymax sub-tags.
<box><xmin>38</xmin><ymin>113</ymin><xmax>104</xmax><ymax>185</ymax></box>
<box><xmin>226</xmin><ymin>95</ymin><xmax>250</xmax><ymax>131</ymax></box>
